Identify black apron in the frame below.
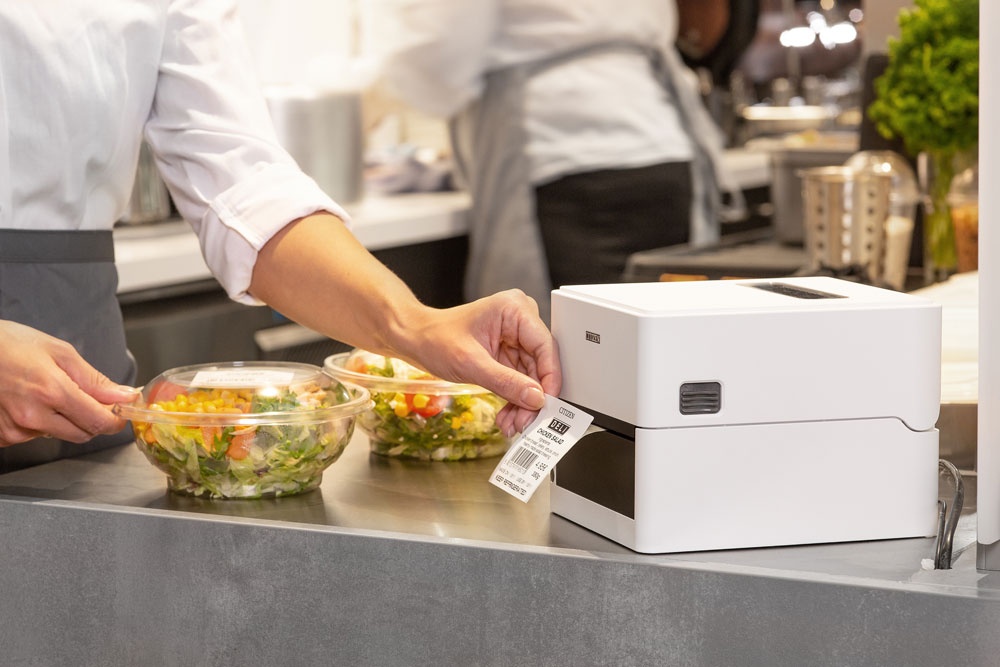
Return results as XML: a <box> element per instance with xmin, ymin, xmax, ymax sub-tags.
<box><xmin>0</xmin><ymin>229</ymin><xmax>137</xmax><ymax>472</ymax></box>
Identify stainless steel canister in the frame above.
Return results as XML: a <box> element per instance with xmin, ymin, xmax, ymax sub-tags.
<box><xmin>800</xmin><ymin>166</ymin><xmax>894</xmax><ymax>286</ymax></box>
<box><xmin>264</xmin><ymin>84</ymin><xmax>363</xmax><ymax>205</ymax></box>
<box><xmin>768</xmin><ymin>141</ymin><xmax>857</xmax><ymax>244</ymax></box>
<box><xmin>119</xmin><ymin>141</ymin><xmax>172</xmax><ymax>225</ymax></box>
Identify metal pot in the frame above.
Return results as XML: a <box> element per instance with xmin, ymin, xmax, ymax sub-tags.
<box><xmin>264</xmin><ymin>84</ymin><xmax>363</xmax><ymax>205</ymax></box>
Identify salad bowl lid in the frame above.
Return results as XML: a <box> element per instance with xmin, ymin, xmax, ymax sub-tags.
<box><xmin>116</xmin><ymin>360</ymin><xmax>371</xmax><ymax>425</ymax></box>
<box><xmin>324</xmin><ymin>351</ymin><xmax>492</xmax><ymax>396</ymax></box>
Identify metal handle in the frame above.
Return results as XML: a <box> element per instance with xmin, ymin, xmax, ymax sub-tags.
<box><xmin>934</xmin><ymin>459</ymin><xmax>965</xmax><ymax>570</ymax></box>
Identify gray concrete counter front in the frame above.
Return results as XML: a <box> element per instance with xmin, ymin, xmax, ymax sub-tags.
<box><xmin>1</xmin><ymin>436</ymin><xmax>997</xmax><ymax>667</ymax></box>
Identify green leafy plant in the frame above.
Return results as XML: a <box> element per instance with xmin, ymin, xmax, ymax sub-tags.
<box><xmin>869</xmin><ymin>0</ymin><xmax>979</xmax><ymax>156</ymax></box>
<box><xmin>867</xmin><ymin>0</ymin><xmax>979</xmax><ymax>272</ymax></box>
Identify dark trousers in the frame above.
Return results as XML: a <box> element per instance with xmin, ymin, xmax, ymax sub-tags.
<box><xmin>534</xmin><ymin>160</ymin><xmax>693</xmax><ymax>288</ymax></box>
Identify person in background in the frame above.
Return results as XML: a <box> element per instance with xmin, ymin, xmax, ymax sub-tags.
<box><xmin>368</xmin><ymin>0</ymin><xmax>739</xmax><ymax>322</ymax></box>
<box><xmin>0</xmin><ymin>1</ymin><xmax>560</xmax><ymax>470</ymax></box>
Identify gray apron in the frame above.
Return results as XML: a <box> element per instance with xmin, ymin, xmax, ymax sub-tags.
<box><xmin>0</xmin><ymin>229</ymin><xmax>136</xmax><ymax>472</ymax></box>
<box><xmin>449</xmin><ymin>40</ymin><xmax>740</xmax><ymax>324</ymax></box>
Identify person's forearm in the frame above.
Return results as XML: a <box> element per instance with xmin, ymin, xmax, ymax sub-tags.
<box><xmin>248</xmin><ymin>211</ymin><xmax>560</xmax><ymax>434</ymax></box>
<box><xmin>247</xmin><ymin>212</ymin><xmax>430</xmax><ymax>361</ymax></box>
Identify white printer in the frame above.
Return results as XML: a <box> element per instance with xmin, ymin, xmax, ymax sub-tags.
<box><xmin>549</xmin><ymin>277</ymin><xmax>941</xmax><ymax>554</ymax></box>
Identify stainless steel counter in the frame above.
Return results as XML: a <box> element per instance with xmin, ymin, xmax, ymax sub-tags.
<box><xmin>0</xmin><ymin>435</ymin><xmax>974</xmax><ymax>566</ymax></box>
<box><xmin>1</xmin><ymin>433</ymin><xmax>998</xmax><ymax>666</ymax></box>
<box><xmin>0</xmin><ymin>434</ymin><xmax>563</xmax><ymax>549</ymax></box>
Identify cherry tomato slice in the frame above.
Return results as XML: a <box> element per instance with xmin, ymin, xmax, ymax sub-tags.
<box><xmin>148</xmin><ymin>381</ymin><xmax>186</xmax><ymax>405</ymax></box>
<box><xmin>405</xmin><ymin>393</ymin><xmax>448</xmax><ymax>418</ymax></box>
<box><xmin>226</xmin><ymin>431</ymin><xmax>255</xmax><ymax>460</ymax></box>
<box><xmin>200</xmin><ymin>426</ymin><xmax>222</xmax><ymax>453</ymax></box>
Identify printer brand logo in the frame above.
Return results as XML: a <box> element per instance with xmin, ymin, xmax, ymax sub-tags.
<box><xmin>585</xmin><ymin>331</ymin><xmax>601</xmax><ymax>344</ymax></box>
<box><xmin>548</xmin><ymin>418</ymin><xmax>571</xmax><ymax>435</ymax></box>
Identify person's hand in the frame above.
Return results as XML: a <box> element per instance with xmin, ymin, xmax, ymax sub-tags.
<box><xmin>0</xmin><ymin>321</ymin><xmax>139</xmax><ymax>447</ymax></box>
<box><xmin>394</xmin><ymin>290</ymin><xmax>562</xmax><ymax>437</ymax></box>
<box><xmin>246</xmin><ymin>214</ymin><xmax>561</xmax><ymax>436</ymax></box>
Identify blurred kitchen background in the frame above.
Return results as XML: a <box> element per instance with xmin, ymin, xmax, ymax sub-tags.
<box><xmin>117</xmin><ymin>0</ymin><xmax>960</xmax><ymax>387</ymax></box>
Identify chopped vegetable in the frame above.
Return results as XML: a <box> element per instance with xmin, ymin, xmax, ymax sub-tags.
<box><xmin>131</xmin><ymin>380</ymin><xmax>356</xmax><ymax>498</ymax></box>
<box><xmin>334</xmin><ymin>352</ymin><xmax>509</xmax><ymax>461</ymax></box>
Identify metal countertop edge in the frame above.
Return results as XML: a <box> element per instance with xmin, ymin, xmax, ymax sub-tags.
<box><xmin>1</xmin><ymin>492</ymin><xmax>995</xmax><ymax>602</ymax></box>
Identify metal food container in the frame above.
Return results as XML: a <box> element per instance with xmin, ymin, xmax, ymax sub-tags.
<box><xmin>746</xmin><ymin>132</ymin><xmax>858</xmax><ymax>244</ymax></box>
<box><xmin>119</xmin><ymin>141</ymin><xmax>172</xmax><ymax>225</ymax></box>
<box><xmin>799</xmin><ymin>165</ymin><xmax>902</xmax><ymax>288</ymax></box>
<box><xmin>265</xmin><ymin>84</ymin><xmax>363</xmax><ymax>205</ymax></box>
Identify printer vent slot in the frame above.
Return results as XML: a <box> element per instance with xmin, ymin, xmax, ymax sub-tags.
<box><xmin>746</xmin><ymin>282</ymin><xmax>846</xmax><ymax>299</ymax></box>
<box><xmin>679</xmin><ymin>382</ymin><xmax>721</xmax><ymax>414</ymax></box>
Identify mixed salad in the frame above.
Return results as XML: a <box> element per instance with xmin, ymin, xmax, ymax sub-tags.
<box><xmin>334</xmin><ymin>352</ymin><xmax>509</xmax><ymax>461</ymax></box>
<box><xmin>129</xmin><ymin>379</ymin><xmax>358</xmax><ymax>499</ymax></box>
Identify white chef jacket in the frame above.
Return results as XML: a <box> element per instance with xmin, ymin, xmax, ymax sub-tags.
<box><xmin>371</xmin><ymin>0</ymin><xmax>696</xmax><ymax>186</ymax></box>
<box><xmin>0</xmin><ymin>0</ymin><xmax>345</xmax><ymax>304</ymax></box>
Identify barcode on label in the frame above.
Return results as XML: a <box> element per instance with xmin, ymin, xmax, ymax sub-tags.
<box><xmin>508</xmin><ymin>445</ymin><xmax>538</xmax><ymax>472</ymax></box>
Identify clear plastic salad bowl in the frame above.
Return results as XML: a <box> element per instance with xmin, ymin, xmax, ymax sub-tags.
<box><xmin>323</xmin><ymin>350</ymin><xmax>511</xmax><ymax>461</ymax></box>
<box><xmin>116</xmin><ymin>361</ymin><xmax>371</xmax><ymax>499</ymax></box>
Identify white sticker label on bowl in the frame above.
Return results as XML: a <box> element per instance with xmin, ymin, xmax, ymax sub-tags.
<box><xmin>489</xmin><ymin>395</ymin><xmax>594</xmax><ymax>503</ymax></box>
<box><xmin>190</xmin><ymin>370</ymin><xmax>296</xmax><ymax>388</ymax></box>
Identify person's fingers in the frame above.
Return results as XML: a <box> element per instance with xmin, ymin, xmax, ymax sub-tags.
<box><xmin>384</xmin><ymin>289</ymin><xmax>562</xmax><ymax>434</ymax></box>
<box><xmin>474</xmin><ymin>359</ymin><xmax>546</xmax><ymax>411</ymax></box>
<box><xmin>0</xmin><ymin>321</ymin><xmax>131</xmax><ymax>446</ymax></box>
<box><xmin>57</xmin><ymin>407</ymin><xmax>125</xmax><ymax>442</ymax></box>
<box><xmin>496</xmin><ymin>401</ymin><xmax>553</xmax><ymax>438</ymax></box>
<box><xmin>454</xmin><ymin>291</ymin><xmax>562</xmax><ymax>409</ymax></box>
<box><xmin>496</xmin><ymin>403</ymin><xmax>519</xmax><ymax>437</ymax></box>
<box><xmin>45</xmin><ymin>381</ymin><xmax>129</xmax><ymax>440</ymax></box>
<box><xmin>0</xmin><ymin>419</ymin><xmax>46</xmax><ymax>447</ymax></box>
<box><xmin>79</xmin><ymin>375</ymin><xmax>140</xmax><ymax>406</ymax></box>
<box><xmin>512</xmin><ymin>405</ymin><xmax>541</xmax><ymax>433</ymax></box>
<box><xmin>31</xmin><ymin>343</ymin><xmax>129</xmax><ymax>439</ymax></box>
<box><xmin>56</xmin><ymin>348</ymin><xmax>139</xmax><ymax>405</ymax></box>
<box><xmin>0</xmin><ymin>398</ymin><xmax>105</xmax><ymax>446</ymax></box>
<box><xmin>493</xmin><ymin>290</ymin><xmax>562</xmax><ymax>398</ymax></box>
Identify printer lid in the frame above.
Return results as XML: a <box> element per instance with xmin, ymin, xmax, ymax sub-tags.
<box><xmin>554</xmin><ymin>277</ymin><xmax>937</xmax><ymax>317</ymax></box>
<box><xmin>551</xmin><ymin>277</ymin><xmax>941</xmax><ymax>431</ymax></box>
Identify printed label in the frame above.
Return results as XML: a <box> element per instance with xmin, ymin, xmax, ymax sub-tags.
<box><xmin>190</xmin><ymin>369</ymin><xmax>296</xmax><ymax>388</ymax></box>
<box><xmin>489</xmin><ymin>395</ymin><xmax>594</xmax><ymax>502</ymax></box>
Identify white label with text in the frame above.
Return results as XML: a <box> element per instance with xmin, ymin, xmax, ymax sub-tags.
<box><xmin>489</xmin><ymin>395</ymin><xmax>594</xmax><ymax>502</ymax></box>
<box><xmin>190</xmin><ymin>370</ymin><xmax>295</xmax><ymax>388</ymax></box>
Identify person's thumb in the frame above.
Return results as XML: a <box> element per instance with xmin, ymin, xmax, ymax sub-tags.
<box><xmin>90</xmin><ymin>377</ymin><xmax>141</xmax><ymax>405</ymax></box>
<box><xmin>477</xmin><ymin>362</ymin><xmax>545</xmax><ymax>411</ymax></box>
<box><xmin>63</xmin><ymin>359</ymin><xmax>139</xmax><ymax>405</ymax></box>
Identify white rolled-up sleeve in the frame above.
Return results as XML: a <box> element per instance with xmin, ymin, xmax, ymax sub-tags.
<box><xmin>144</xmin><ymin>0</ymin><xmax>347</xmax><ymax>304</ymax></box>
